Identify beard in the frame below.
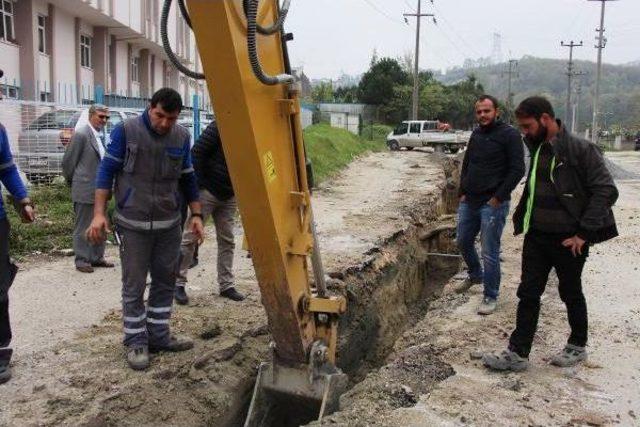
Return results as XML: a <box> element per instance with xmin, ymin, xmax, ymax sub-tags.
<box><xmin>526</xmin><ymin>122</ymin><xmax>548</xmax><ymax>145</ymax></box>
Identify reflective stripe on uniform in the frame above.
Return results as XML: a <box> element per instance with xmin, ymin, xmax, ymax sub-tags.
<box><xmin>123</xmin><ymin>327</ymin><xmax>147</xmax><ymax>334</ymax></box>
<box><xmin>124</xmin><ymin>314</ymin><xmax>147</xmax><ymax>323</ymax></box>
<box><xmin>147</xmin><ymin>318</ymin><xmax>170</xmax><ymax>325</ymax></box>
<box><xmin>0</xmin><ymin>160</ymin><xmax>14</xmax><ymax>171</ymax></box>
<box><xmin>114</xmin><ymin>212</ymin><xmax>180</xmax><ymax>231</ymax></box>
<box><xmin>181</xmin><ymin>167</ymin><xmax>194</xmax><ymax>174</ymax></box>
<box><xmin>105</xmin><ymin>152</ymin><xmax>124</xmax><ymax>163</ymax></box>
<box><xmin>148</xmin><ymin>306</ymin><xmax>172</xmax><ymax>313</ymax></box>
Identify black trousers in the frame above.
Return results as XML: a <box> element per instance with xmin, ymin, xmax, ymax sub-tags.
<box><xmin>509</xmin><ymin>230</ymin><xmax>589</xmax><ymax>358</ymax></box>
<box><xmin>1</xmin><ymin>218</ymin><xmax>16</xmax><ymax>364</ymax></box>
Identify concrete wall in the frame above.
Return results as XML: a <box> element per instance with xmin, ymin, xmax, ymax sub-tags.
<box><xmin>0</xmin><ymin>42</ymin><xmax>21</xmax><ymax>86</ymax></box>
<box><xmin>52</xmin><ymin>8</ymin><xmax>76</xmax><ymax>97</ymax></box>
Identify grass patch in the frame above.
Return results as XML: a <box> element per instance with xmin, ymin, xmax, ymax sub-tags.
<box><xmin>304</xmin><ymin>123</ymin><xmax>389</xmax><ymax>183</ymax></box>
<box><xmin>5</xmin><ymin>123</ymin><xmax>390</xmax><ymax>256</ymax></box>
<box><xmin>6</xmin><ymin>184</ymin><xmax>75</xmax><ymax>257</ymax></box>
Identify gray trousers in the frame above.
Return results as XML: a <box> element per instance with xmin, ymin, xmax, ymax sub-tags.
<box><xmin>118</xmin><ymin>224</ymin><xmax>181</xmax><ymax>348</ymax></box>
<box><xmin>177</xmin><ymin>189</ymin><xmax>237</xmax><ymax>293</ymax></box>
<box><xmin>74</xmin><ymin>202</ymin><xmax>106</xmax><ymax>267</ymax></box>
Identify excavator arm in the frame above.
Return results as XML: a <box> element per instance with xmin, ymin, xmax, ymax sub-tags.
<box><xmin>165</xmin><ymin>1</ymin><xmax>348</xmax><ymax>424</ymax></box>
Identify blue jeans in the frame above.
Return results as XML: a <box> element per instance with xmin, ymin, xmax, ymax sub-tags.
<box><xmin>456</xmin><ymin>200</ymin><xmax>509</xmax><ymax>299</ymax></box>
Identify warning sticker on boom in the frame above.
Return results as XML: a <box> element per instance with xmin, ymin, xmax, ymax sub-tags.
<box><xmin>263</xmin><ymin>151</ymin><xmax>277</xmax><ymax>183</ymax></box>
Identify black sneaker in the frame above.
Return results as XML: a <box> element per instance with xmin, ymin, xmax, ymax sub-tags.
<box><xmin>149</xmin><ymin>335</ymin><xmax>194</xmax><ymax>354</ymax></box>
<box><xmin>0</xmin><ymin>363</ymin><xmax>12</xmax><ymax>384</ymax></box>
<box><xmin>174</xmin><ymin>285</ymin><xmax>189</xmax><ymax>305</ymax></box>
<box><xmin>220</xmin><ymin>287</ymin><xmax>245</xmax><ymax>302</ymax></box>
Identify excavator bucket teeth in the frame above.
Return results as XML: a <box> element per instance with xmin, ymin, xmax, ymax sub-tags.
<box><xmin>244</xmin><ymin>362</ymin><xmax>348</xmax><ymax>427</ymax></box>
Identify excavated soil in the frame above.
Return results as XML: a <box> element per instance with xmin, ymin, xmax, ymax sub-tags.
<box><xmin>0</xmin><ymin>150</ymin><xmax>463</xmax><ymax>426</ymax></box>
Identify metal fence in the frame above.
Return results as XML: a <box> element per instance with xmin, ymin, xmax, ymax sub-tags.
<box><xmin>1</xmin><ymin>91</ymin><xmax>212</xmax><ymax>185</ymax></box>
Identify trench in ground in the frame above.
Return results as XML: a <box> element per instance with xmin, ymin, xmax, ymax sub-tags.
<box><xmin>224</xmin><ymin>172</ymin><xmax>462</xmax><ymax>427</ymax></box>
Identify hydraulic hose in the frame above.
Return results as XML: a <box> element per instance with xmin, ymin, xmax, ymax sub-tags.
<box><xmin>161</xmin><ymin>0</ymin><xmax>205</xmax><ymax>80</ymax></box>
<box><xmin>247</xmin><ymin>0</ymin><xmax>294</xmax><ymax>85</ymax></box>
<box><xmin>243</xmin><ymin>0</ymin><xmax>291</xmax><ymax>35</ymax></box>
<box><xmin>177</xmin><ymin>0</ymin><xmax>192</xmax><ymax>29</ymax></box>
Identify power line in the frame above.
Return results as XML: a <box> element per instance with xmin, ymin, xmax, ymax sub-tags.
<box><xmin>361</xmin><ymin>0</ymin><xmax>406</xmax><ymax>25</ymax></box>
<box><xmin>430</xmin><ymin>2</ymin><xmax>481</xmax><ymax>59</ymax></box>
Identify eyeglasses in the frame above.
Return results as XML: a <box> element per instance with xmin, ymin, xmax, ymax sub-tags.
<box><xmin>97</xmin><ymin>114</ymin><xmax>110</xmax><ymax>120</ymax></box>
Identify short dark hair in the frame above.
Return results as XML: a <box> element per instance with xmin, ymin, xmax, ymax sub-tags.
<box><xmin>515</xmin><ymin>96</ymin><xmax>555</xmax><ymax>120</ymax></box>
<box><xmin>475</xmin><ymin>94</ymin><xmax>499</xmax><ymax>109</ymax></box>
<box><xmin>150</xmin><ymin>88</ymin><xmax>183</xmax><ymax>113</ymax></box>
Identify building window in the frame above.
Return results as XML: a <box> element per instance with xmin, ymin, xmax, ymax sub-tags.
<box><xmin>40</xmin><ymin>92</ymin><xmax>51</xmax><ymax>102</ymax></box>
<box><xmin>37</xmin><ymin>15</ymin><xmax>46</xmax><ymax>53</ymax></box>
<box><xmin>80</xmin><ymin>34</ymin><xmax>92</xmax><ymax>68</ymax></box>
<box><xmin>0</xmin><ymin>0</ymin><xmax>15</xmax><ymax>42</ymax></box>
<box><xmin>131</xmin><ymin>56</ymin><xmax>140</xmax><ymax>82</ymax></box>
<box><xmin>1</xmin><ymin>85</ymin><xmax>18</xmax><ymax>99</ymax></box>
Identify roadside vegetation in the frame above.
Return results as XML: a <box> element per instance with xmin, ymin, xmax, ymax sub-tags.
<box><xmin>6</xmin><ymin>123</ymin><xmax>389</xmax><ymax>256</ymax></box>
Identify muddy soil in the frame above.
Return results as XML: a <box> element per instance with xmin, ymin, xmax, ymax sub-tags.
<box><xmin>319</xmin><ymin>152</ymin><xmax>640</xmax><ymax>427</ymax></box>
<box><xmin>3</xmin><ymin>151</ymin><xmax>638</xmax><ymax>427</ymax></box>
<box><xmin>0</xmin><ymin>149</ymin><xmax>458</xmax><ymax>426</ymax></box>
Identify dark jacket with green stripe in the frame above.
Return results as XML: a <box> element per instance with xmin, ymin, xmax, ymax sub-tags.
<box><xmin>513</xmin><ymin>122</ymin><xmax>618</xmax><ymax>244</ymax></box>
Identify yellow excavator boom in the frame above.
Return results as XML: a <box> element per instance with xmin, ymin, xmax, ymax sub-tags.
<box><xmin>182</xmin><ymin>0</ymin><xmax>347</xmax><ymax>424</ymax></box>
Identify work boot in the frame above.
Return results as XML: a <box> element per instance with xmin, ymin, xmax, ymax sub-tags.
<box><xmin>220</xmin><ymin>287</ymin><xmax>245</xmax><ymax>302</ymax></box>
<box><xmin>482</xmin><ymin>349</ymin><xmax>529</xmax><ymax>372</ymax></box>
<box><xmin>453</xmin><ymin>277</ymin><xmax>482</xmax><ymax>294</ymax></box>
<box><xmin>92</xmin><ymin>259</ymin><xmax>115</xmax><ymax>268</ymax></box>
<box><xmin>477</xmin><ymin>297</ymin><xmax>497</xmax><ymax>315</ymax></box>
<box><xmin>126</xmin><ymin>346</ymin><xmax>149</xmax><ymax>371</ymax></box>
<box><xmin>174</xmin><ymin>285</ymin><xmax>189</xmax><ymax>305</ymax></box>
<box><xmin>76</xmin><ymin>265</ymin><xmax>94</xmax><ymax>273</ymax></box>
<box><xmin>0</xmin><ymin>362</ymin><xmax>11</xmax><ymax>385</ymax></box>
<box><xmin>550</xmin><ymin>344</ymin><xmax>587</xmax><ymax>367</ymax></box>
<box><xmin>149</xmin><ymin>335</ymin><xmax>194</xmax><ymax>354</ymax></box>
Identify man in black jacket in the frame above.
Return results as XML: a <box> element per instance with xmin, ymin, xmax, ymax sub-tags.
<box><xmin>483</xmin><ymin>96</ymin><xmax>618</xmax><ymax>372</ymax></box>
<box><xmin>455</xmin><ymin>95</ymin><xmax>525</xmax><ymax>315</ymax></box>
<box><xmin>175</xmin><ymin>122</ymin><xmax>245</xmax><ymax>304</ymax></box>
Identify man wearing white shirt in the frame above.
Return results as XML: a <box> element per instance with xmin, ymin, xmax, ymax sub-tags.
<box><xmin>62</xmin><ymin>104</ymin><xmax>114</xmax><ymax>273</ymax></box>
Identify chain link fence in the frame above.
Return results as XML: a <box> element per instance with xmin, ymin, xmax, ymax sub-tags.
<box><xmin>1</xmin><ymin>82</ymin><xmax>211</xmax><ymax>185</ymax></box>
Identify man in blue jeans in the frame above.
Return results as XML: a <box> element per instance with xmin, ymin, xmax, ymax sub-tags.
<box><xmin>455</xmin><ymin>95</ymin><xmax>525</xmax><ymax>314</ymax></box>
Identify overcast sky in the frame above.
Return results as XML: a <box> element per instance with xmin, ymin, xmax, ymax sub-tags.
<box><xmin>284</xmin><ymin>0</ymin><xmax>640</xmax><ymax>79</ymax></box>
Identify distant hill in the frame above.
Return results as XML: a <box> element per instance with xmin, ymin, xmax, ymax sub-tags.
<box><xmin>433</xmin><ymin>56</ymin><xmax>640</xmax><ymax>130</ymax></box>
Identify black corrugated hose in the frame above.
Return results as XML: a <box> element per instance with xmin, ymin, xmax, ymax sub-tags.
<box><xmin>247</xmin><ymin>0</ymin><xmax>293</xmax><ymax>85</ymax></box>
<box><xmin>161</xmin><ymin>0</ymin><xmax>205</xmax><ymax>80</ymax></box>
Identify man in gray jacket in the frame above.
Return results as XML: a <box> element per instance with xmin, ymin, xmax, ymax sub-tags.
<box><xmin>62</xmin><ymin>104</ymin><xmax>114</xmax><ymax>273</ymax></box>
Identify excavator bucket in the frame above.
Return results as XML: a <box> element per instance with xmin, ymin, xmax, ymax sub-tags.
<box><xmin>244</xmin><ymin>362</ymin><xmax>348</xmax><ymax>427</ymax></box>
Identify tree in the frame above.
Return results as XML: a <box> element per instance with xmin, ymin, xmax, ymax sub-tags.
<box><xmin>358</xmin><ymin>58</ymin><xmax>409</xmax><ymax>106</ymax></box>
<box><xmin>311</xmin><ymin>82</ymin><xmax>334</xmax><ymax>103</ymax></box>
<box><xmin>334</xmin><ymin>86</ymin><xmax>359</xmax><ymax>103</ymax></box>
<box><xmin>419</xmin><ymin>83</ymin><xmax>447</xmax><ymax>119</ymax></box>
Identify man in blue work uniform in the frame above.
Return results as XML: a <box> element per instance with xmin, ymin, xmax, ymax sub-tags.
<box><xmin>88</xmin><ymin>88</ymin><xmax>204</xmax><ymax>371</ymax></box>
<box><xmin>455</xmin><ymin>94</ymin><xmax>525</xmax><ymax>315</ymax></box>
<box><xmin>1</xmin><ymin>68</ymin><xmax>36</xmax><ymax>383</ymax></box>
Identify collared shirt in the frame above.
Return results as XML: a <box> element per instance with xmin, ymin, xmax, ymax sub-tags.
<box><xmin>88</xmin><ymin>123</ymin><xmax>106</xmax><ymax>159</ymax></box>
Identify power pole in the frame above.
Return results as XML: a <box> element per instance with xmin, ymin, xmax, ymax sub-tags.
<box><xmin>501</xmin><ymin>59</ymin><xmax>518</xmax><ymax>120</ymax></box>
<box><xmin>588</xmin><ymin>0</ymin><xmax>618</xmax><ymax>143</ymax></box>
<box><xmin>404</xmin><ymin>0</ymin><xmax>434</xmax><ymax>120</ymax></box>
<box><xmin>572</xmin><ymin>78</ymin><xmax>584</xmax><ymax>134</ymax></box>
<box><xmin>561</xmin><ymin>40</ymin><xmax>584</xmax><ymax>130</ymax></box>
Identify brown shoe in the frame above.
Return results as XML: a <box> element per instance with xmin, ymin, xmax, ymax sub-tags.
<box><xmin>92</xmin><ymin>259</ymin><xmax>115</xmax><ymax>268</ymax></box>
<box><xmin>76</xmin><ymin>265</ymin><xmax>95</xmax><ymax>273</ymax></box>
